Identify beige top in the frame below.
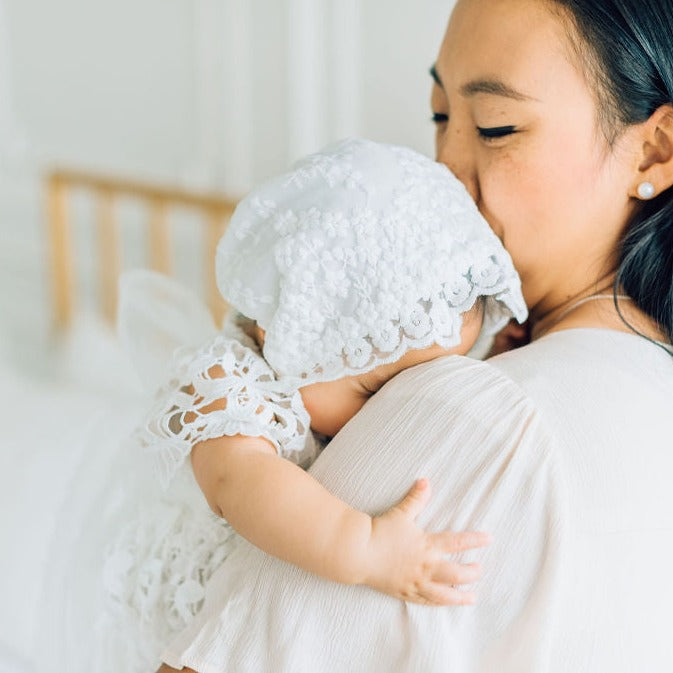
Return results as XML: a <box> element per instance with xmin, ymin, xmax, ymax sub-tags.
<box><xmin>162</xmin><ymin>328</ymin><xmax>673</xmax><ymax>672</ymax></box>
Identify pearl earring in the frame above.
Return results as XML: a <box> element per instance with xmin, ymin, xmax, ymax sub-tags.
<box><xmin>637</xmin><ymin>182</ymin><xmax>656</xmax><ymax>200</ymax></box>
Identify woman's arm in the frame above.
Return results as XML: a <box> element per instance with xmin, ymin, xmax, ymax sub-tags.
<box><xmin>191</xmin><ymin>434</ymin><xmax>489</xmax><ymax>605</ymax></box>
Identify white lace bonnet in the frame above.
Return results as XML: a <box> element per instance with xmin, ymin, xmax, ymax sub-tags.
<box><xmin>216</xmin><ymin>138</ymin><xmax>527</xmax><ymax>385</ymax></box>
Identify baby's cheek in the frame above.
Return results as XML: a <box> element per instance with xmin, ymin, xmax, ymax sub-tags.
<box><xmin>299</xmin><ymin>381</ymin><xmax>364</xmax><ymax>438</ymax></box>
<box><xmin>299</xmin><ymin>386</ymin><xmax>327</xmax><ymax>430</ymax></box>
<box><xmin>299</xmin><ymin>387</ymin><xmax>317</xmax><ymax>418</ymax></box>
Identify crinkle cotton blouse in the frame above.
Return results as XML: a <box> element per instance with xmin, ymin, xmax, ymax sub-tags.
<box><xmin>162</xmin><ymin>328</ymin><xmax>673</xmax><ymax>673</ymax></box>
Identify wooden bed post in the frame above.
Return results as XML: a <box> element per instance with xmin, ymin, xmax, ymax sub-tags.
<box><xmin>97</xmin><ymin>187</ymin><xmax>120</xmax><ymax>325</ymax></box>
<box><xmin>45</xmin><ymin>168</ymin><xmax>238</xmax><ymax>331</ymax></box>
<box><xmin>46</xmin><ymin>174</ymin><xmax>74</xmax><ymax>332</ymax></box>
<box><xmin>149</xmin><ymin>197</ymin><xmax>171</xmax><ymax>274</ymax></box>
<box><xmin>206</xmin><ymin>207</ymin><xmax>230</xmax><ymax>327</ymax></box>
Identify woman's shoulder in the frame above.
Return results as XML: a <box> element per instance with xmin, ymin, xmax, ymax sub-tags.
<box><xmin>482</xmin><ymin>328</ymin><xmax>673</xmax><ymax>450</ymax></box>
<box><xmin>489</xmin><ymin>327</ymin><xmax>673</xmax><ymax>401</ymax></box>
<box><xmin>379</xmin><ymin>350</ymin><xmax>545</xmax><ymax>446</ymax></box>
<box><xmin>385</xmin><ymin>327</ymin><xmax>673</xmax><ymax>446</ymax></box>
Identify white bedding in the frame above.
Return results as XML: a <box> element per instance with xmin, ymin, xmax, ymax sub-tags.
<box><xmin>0</xmin><ymin>314</ymin><xmax>145</xmax><ymax>670</ymax></box>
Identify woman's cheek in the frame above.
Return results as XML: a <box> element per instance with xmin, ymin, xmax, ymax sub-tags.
<box><xmin>478</xmin><ymin>154</ymin><xmax>531</xmax><ymax>240</ymax></box>
<box><xmin>478</xmin><ymin>155</ymin><xmax>552</xmax><ymax>282</ymax></box>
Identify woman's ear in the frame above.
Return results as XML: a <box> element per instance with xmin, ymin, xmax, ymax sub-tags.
<box><xmin>632</xmin><ymin>104</ymin><xmax>673</xmax><ymax>199</ymax></box>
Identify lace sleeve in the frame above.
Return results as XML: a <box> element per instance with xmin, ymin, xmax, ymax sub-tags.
<box><xmin>138</xmin><ymin>334</ymin><xmax>317</xmax><ymax>490</ymax></box>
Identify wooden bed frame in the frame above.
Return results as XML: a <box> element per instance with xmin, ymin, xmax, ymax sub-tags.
<box><xmin>45</xmin><ymin>168</ymin><xmax>238</xmax><ymax>331</ymax></box>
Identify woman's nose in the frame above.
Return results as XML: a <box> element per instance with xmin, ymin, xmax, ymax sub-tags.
<box><xmin>436</xmin><ymin>127</ymin><xmax>479</xmax><ymax>203</ymax></box>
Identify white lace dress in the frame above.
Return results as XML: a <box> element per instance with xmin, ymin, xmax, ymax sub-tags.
<box><xmin>30</xmin><ymin>312</ymin><xmax>322</xmax><ymax>673</ymax></box>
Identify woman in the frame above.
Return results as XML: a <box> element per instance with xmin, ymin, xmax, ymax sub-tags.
<box><xmin>152</xmin><ymin>0</ymin><xmax>673</xmax><ymax>670</ymax></box>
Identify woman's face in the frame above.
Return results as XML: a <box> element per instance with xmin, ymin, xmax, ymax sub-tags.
<box><xmin>432</xmin><ymin>0</ymin><xmax>640</xmax><ymax>316</ymax></box>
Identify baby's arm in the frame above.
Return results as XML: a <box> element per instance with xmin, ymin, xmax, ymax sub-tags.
<box><xmin>148</xmin><ymin>305</ymin><xmax>489</xmax><ymax>605</ymax></box>
<box><xmin>191</xmin><ymin>433</ymin><xmax>490</xmax><ymax>606</ymax></box>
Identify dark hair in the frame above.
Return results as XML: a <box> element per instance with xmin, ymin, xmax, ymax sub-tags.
<box><xmin>550</xmin><ymin>0</ymin><xmax>673</xmax><ymax>350</ymax></box>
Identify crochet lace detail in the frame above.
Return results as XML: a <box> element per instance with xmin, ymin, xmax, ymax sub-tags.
<box><xmin>99</xmin><ymin>312</ymin><xmax>319</xmax><ymax>669</ymax></box>
<box><xmin>97</xmin><ymin>475</ymin><xmax>239</xmax><ymax>670</ymax></box>
<box><xmin>137</xmin><ymin>330</ymin><xmax>318</xmax><ymax>490</ymax></box>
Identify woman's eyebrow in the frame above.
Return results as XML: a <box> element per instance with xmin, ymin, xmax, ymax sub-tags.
<box><xmin>429</xmin><ymin>64</ymin><xmax>537</xmax><ymax>102</ymax></box>
<box><xmin>461</xmin><ymin>79</ymin><xmax>537</xmax><ymax>101</ymax></box>
<box><xmin>429</xmin><ymin>64</ymin><xmax>444</xmax><ymax>88</ymax></box>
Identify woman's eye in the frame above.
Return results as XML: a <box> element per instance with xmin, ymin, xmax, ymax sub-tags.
<box><xmin>431</xmin><ymin>112</ymin><xmax>448</xmax><ymax>125</ymax></box>
<box><xmin>477</xmin><ymin>125</ymin><xmax>517</xmax><ymax>140</ymax></box>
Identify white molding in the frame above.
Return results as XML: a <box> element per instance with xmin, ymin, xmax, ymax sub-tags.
<box><xmin>185</xmin><ymin>0</ymin><xmax>363</xmax><ymax>191</ymax></box>
<box><xmin>329</xmin><ymin>0</ymin><xmax>362</xmax><ymax>140</ymax></box>
<box><xmin>184</xmin><ymin>0</ymin><xmax>253</xmax><ymax>196</ymax></box>
<box><xmin>0</xmin><ymin>0</ymin><xmax>27</xmax><ymax>164</ymax></box>
<box><xmin>286</xmin><ymin>0</ymin><xmax>328</xmax><ymax>162</ymax></box>
<box><xmin>0</xmin><ymin>0</ymin><xmax>14</xmax><ymax>149</ymax></box>
<box><xmin>221</xmin><ymin>0</ymin><xmax>254</xmax><ymax>195</ymax></box>
<box><xmin>190</xmin><ymin>0</ymin><xmax>220</xmax><ymax>188</ymax></box>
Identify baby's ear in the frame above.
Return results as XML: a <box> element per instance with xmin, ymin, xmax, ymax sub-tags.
<box><xmin>253</xmin><ymin>324</ymin><xmax>266</xmax><ymax>348</ymax></box>
<box><xmin>454</xmin><ymin>299</ymin><xmax>486</xmax><ymax>353</ymax></box>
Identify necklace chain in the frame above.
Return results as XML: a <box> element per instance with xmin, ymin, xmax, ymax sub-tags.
<box><xmin>533</xmin><ymin>294</ymin><xmax>632</xmax><ymax>339</ymax></box>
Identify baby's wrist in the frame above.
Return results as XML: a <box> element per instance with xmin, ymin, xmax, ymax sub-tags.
<box><xmin>327</xmin><ymin>508</ymin><xmax>374</xmax><ymax>586</ymax></box>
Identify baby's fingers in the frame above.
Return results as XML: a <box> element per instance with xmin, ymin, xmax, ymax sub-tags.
<box><xmin>412</xmin><ymin>582</ymin><xmax>476</xmax><ymax>607</ymax></box>
<box><xmin>435</xmin><ymin>529</ymin><xmax>492</xmax><ymax>554</ymax></box>
<box><xmin>394</xmin><ymin>478</ymin><xmax>432</xmax><ymax>520</ymax></box>
<box><xmin>431</xmin><ymin>560</ymin><xmax>482</xmax><ymax>587</ymax></box>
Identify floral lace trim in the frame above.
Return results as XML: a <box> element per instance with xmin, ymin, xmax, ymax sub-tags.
<box><xmin>138</xmin><ymin>333</ymin><xmax>316</xmax><ymax>490</ymax></box>
<box><xmin>216</xmin><ymin>138</ymin><xmax>528</xmax><ymax>386</ymax></box>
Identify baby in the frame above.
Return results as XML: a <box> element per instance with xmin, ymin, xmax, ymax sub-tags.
<box><xmin>117</xmin><ymin>138</ymin><xmax>526</xmax><ymax>667</ymax></box>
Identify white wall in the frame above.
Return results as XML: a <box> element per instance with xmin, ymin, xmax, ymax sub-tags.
<box><xmin>0</xmin><ymin>0</ymin><xmax>455</xmax><ymax>361</ymax></box>
<box><xmin>2</xmin><ymin>0</ymin><xmax>452</xmax><ymax>188</ymax></box>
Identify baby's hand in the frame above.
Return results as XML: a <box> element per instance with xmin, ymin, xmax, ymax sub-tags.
<box><xmin>360</xmin><ymin>479</ymin><xmax>491</xmax><ymax>606</ymax></box>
